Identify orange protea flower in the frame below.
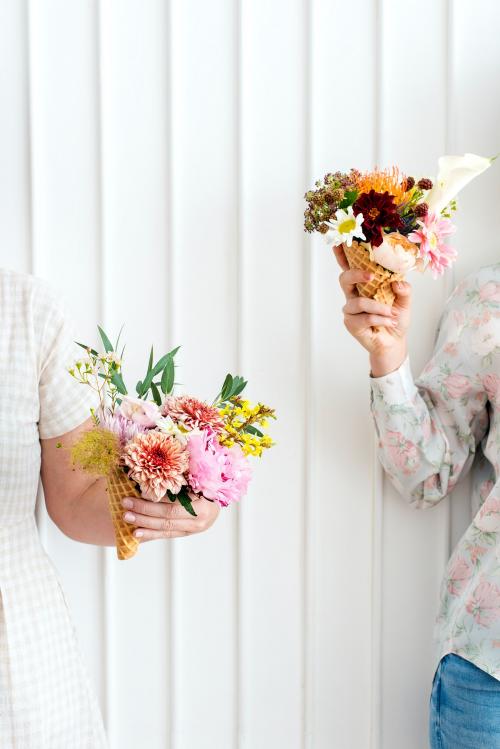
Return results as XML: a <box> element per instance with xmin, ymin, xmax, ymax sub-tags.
<box><xmin>122</xmin><ymin>432</ymin><xmax>189</xmax><ymax>500</ymax></box>
<box><xmin>354</xmin><ymin>166</ymin><xmax>408</xmax><ymax>205</ymax></box>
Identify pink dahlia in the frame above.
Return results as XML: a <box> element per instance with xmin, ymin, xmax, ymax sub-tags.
<box><xmin>187</xmin><ymin>431</ymin><xmax>252</xmax><ymax>507</ymax></box>
<box><xmin>122</xmin><ymin>431</ymin><xmax>189</xmax><ymax>500</ymax></box>
<box><xmin>162</xmin><ymin>395</ymin><xmax>224</xmax><ymax>433</ymax></box>
<box><xmin>408</xmin><ymin>212</ymin><xmax>457</xmax><ymax>278</ymax></box>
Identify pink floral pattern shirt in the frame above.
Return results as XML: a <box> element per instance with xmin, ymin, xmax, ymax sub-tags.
<box><xmin>370</xmin><ymin>262</ymin><xmax>500</xmax><ymax>679</ymax></box>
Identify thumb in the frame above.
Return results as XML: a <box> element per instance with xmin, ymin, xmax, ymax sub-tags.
<box><xmin>391</xmin><ymin>279</ymin><xmax>412</xmax><ymax>310</ymax></box>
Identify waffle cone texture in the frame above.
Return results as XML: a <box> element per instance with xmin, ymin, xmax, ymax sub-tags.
<box><xmin>106</xmin><ymin>468</ymin><xmax>142</xmax><ymax>560</ymax></box>
<box><xmin>343</xmin><ymin>240</ymin><xmax>404</xmax><ymax>307</ymax></box>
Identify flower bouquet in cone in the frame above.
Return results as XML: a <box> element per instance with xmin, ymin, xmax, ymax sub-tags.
<box><xmin>304</xmin><ymin>154</ymin><xmax>495</xmax><ymax>329</ymax></box>
<box><xmin>65</xmin><ymin>327</ymin><xmax>275</xmax><ymax>560</ymax></box>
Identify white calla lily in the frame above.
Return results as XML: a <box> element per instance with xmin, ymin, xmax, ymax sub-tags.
<box><xmin>426</xmin><ymin>153</ymin><xmax>495</xmax><ymax>216</ymax></box>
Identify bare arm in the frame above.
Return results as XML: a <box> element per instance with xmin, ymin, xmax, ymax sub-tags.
<box><xmin>40</xmin><ymin>417</ymin><xmax>220</xmax><ymax>546</ymax></box>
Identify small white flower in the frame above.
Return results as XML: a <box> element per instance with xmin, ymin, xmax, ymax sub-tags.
<box><xmin>324</xmin><ymin>206</ymin><xmax>365</xmax><ymax>247</ymax></box>
<box><xmin>155</xmin><ymin>415</ymin><xmax>189</xmax><ymax>444</ymax></box>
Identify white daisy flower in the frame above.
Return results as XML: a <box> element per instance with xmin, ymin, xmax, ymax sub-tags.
<box><xmin>324</xmin><ymin>206</ymin><xmax>366</xmax><ymax>247</ymax></box>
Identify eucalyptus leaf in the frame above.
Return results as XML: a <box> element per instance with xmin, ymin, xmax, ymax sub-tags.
<box><xmin>111</xmin><ymin>372</ymin><xmax>128</xmax><ymax>395</ymax></box>
<box><xmin>75</xmin><ymin>341</ymin><xmax>99</xmax><ymax>357</ymax></box>
<box><xmin>161</xmin><ymin>357</ymin><xmax>175</xmax><ymax>395</ymax></box>
<box><xmin>97</xmin><ymin>326</ymin><xmax>114</xmax><ymax>353</ymax></box>
<box><xmin>220</xmin><ymin>374</ymin><xmax>233</xmax><ymax>402</ymax></box>
<box><xmin>151</xmin><ymin>381</ymin><xmax>162</xmax><ymax>406</ymax></box>
<box><xmin>244</xmin><ymin>424</ymin><xmax>264</xmax><ymax>437</ymax></box>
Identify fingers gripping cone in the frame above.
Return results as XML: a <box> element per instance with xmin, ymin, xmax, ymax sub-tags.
<box><xmin>343</xmin><ymin>240</ymin><xmax>404</xmax><ymax>306</ymax></box>
<box><xmin>106</xmin><ymin>468</ymin><xmax>142</xmax><ymax>560</ymax></box>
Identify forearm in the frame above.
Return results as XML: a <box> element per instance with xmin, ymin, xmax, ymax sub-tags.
<box><xmin>56</xmin><ymin>476</ymin><xmax>117</xmax><ymax>547</ymax></box>
<box><xmin>369</xmin><ymin>350</ymin><xmax>475</xmax><ymax>508</ymax></box>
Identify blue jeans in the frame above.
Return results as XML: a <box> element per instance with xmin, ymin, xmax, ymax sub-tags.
<box><xmin>429</xmin><ymin>653</ymin><xmax>500</xmax><ymax>748</ymax></box>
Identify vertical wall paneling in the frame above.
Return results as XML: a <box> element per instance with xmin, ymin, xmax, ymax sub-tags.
<box><xmin>239</xmin><ymin>1</ymin><xmax>306</xmax><ymax>746</ymax></box>
<box><xmin>98</xmin><ymin>3</ymin><xmax>171</xmax><ymax>748</ymax></box>
<box><xmin>27</xmin><ymin>0</ymin><xmax>105</xmax><ymax>710</ymax></box>
<box><xmin>379</xmin><ymin>3</ymin><xmax>451</xmax><ymax>748</ymax></box>
<box><xmin>0</xmin><ymin>0</ymin><xmax>31</xmax><ymax>271</ymax></box>
<box><xmin>1</xmin><ymin>3</ymin><xmax>500</xmax><ymax>747</ymax></box>
<box><xmin>309</xmin><ymin>2</ymin><xmax>377</xmax><ymax>747</ymax></box>
<box><xmin>169</xmin><ymin>1</ymin><xmax>238</xmax><ymax>747</ymax></box>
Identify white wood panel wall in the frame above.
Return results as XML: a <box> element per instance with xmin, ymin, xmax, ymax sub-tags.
<box><xmin>1</xmin><ymin>2</ymin><xmax>499</xmax><ymax>747</ymax></box>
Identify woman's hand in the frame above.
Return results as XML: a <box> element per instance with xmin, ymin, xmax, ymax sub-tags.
<box><xmin>121</xmin><ymin>494</ymin><xmax>220</xmax><ymax>542</ymax></box>
<box><xmin>333</xmin><ymin>243</ymin><xmax>412</xmax><ymax>376</ymax></box>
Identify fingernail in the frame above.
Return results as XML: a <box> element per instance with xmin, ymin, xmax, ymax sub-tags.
<box><xmin>121</xmin><ymin>498</ymin><xmax>133</xmax><ymax>509</ymax></box>
<box><xmin>123</xmin><ymin>512</ymin><xmax>136</xmax><ymax>523</ymax></box>
<box><xmin>134</xmin><ymin>530</ymin><xmax>144</xmax><ymax>538</ymax></box>
<box><xmin>390</xmin><ymin>320</ymin><xmax>398</xmax><ymax>326</ymax></box>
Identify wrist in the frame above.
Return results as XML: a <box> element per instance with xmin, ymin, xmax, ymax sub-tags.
<box><xmin>369</xmin><ymin>342</ymin><xmax>408</xmax><ymax>378</ymax></box>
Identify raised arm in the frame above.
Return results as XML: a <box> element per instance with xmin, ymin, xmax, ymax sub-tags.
<box><xmin>334</xmin><ymin>245</ymin><xmax>490</xmax><ymax>509</ymax></box>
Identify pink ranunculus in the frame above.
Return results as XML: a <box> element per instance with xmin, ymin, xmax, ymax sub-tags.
<box><xmin>385</xmin><ymin>431</ymin><xmax>420</xmax><ymax>475</ymax></box>
<box><xmin>443</xmin><ymin>373</ymin><xmax>471</xmax><ymax>399</ymax></box>
<box><xmin>466</xmin><ymin>580</ymin><xmax>500</xmax><ymax>627</ymax></box>
<box><xmin>187</xmin><ymin>431</ymin><xmax>252</xmax><ymax>507</ymax></box>
<box><xmin>446</xmin><ymin>556</ymin><xmax>472</xmax><ymax>595</ymax></box>
<box><xmin>474</xmin><ymin>496</ymin><xmax>500</xmax><ymax>533</ymax></box>
<box><xmin>479</xmin><ymin>282</ymin><xmax>500</xmax><ymax>303</ymax></box>
<box><xmin>483</xmin><ymin>374</ymin><xmax>500</xmax><ymax>404</ymax></box>
<box><xmin>118</xmin><ymin>396</ymin><xmax>161</xmax><ymax>428</ymax></box>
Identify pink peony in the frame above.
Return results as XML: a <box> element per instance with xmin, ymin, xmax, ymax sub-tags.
<box><xmin>466</xmin><ymin>581</ymin><xmax>500</xmax><ymax>627</ymax></box>
<box><xmin>122</xmin><ymin>431</ymin><xmax>189</xmax><ymax>500</ymax></box>
<box><xmin>446</xmin><ymin>556</ymin><xmax>472</xmax><ymax>596</ymax></box>
<box><xmin>408</xmin><ymin>212</ymin><xmax>457</xmax><ymax>278</ymax></box>
<box><xmin>443</xmin><ymin>373</ymin><xmax>471</xmax><ymax>399</ymax></box>
<box><xmin>119</xmin><ymin>396</ymin><xmax>161</xmax><ymax>428</ymax></box>
<box><xmin>187</xmin><ymin>431</ymin><xmax>252</xmax><ymax>507</ymax></box>
<box><xmin>162</xmin><ymin>395</ymin><xmax>224</xmax><ymax>433</ymax></box>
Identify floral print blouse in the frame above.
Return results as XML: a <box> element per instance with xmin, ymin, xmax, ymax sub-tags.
<box><xmin>370</xmin><ymin>262</ymin><xmax>500</xmax><ymax>679</ymax></box>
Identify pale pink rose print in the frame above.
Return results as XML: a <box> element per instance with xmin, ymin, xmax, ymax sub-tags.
<box><xmin>384</xmin><ymin>431</ymin><xmax>420</xmax><ymax>475</ymax></box>
<box><xmin>483</xmin><ymin>374</ymin><xmax>500</xmax><ymax>404</ymax></box>
<box><xmin>469</xmin><ymin>545</ymin><xmax>487</xmax><ymax>565</ymax></box>
<box><xmin>475</xmin><ymin>496</ymin><xmax>500</xmax><ymax>533</ymax></box>
<box><xmin>479</xmin><ymin>282</ymin><xmax>500</xmax><ymax>303</ymax></box>
<box><xmin>466</xmin><ymin>581</ymin><xmax>500</xmax><ymax>627</ymax></box>
<box><xmin>443</xmin><ymin>373</ymin><xmax>471</xmax><ymax>399</ymax></box>
<box><xmin>446</xmin><ymin>556</ymin><xmax>472</xmax><ymax>595</ymax></box>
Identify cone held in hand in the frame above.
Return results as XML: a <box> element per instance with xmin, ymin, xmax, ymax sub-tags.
<box><xmin>106</xmin><ymin>468</ymin><xmax>142</xmax><ymax>560</ymax></box>
<box><xmin>343</xmin><ymin>240</ymin><xmax>404</xmax><ymax>307</ymax></box>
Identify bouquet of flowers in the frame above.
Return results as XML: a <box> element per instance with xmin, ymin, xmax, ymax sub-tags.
<box><xmin>304</xmin><ymin>153</ymin><xmax>495</xmax><ymax>322</ymax></box>
<box><xmin>66</xmin><ymin>327</ymin><xmax>275</xmax><ymax>560</ymax></box>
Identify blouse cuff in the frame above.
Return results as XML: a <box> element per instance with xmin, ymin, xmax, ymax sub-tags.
<box><xmin>369</xmin><ymin>354</ymin><xmax>419</xmax><ymax>405</ymax></box>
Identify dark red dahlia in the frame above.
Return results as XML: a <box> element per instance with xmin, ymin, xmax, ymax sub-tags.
<box><xmin>352</xmin><ymin>189</ymin><xmax>404</xmax><ymax>247</ymax></box>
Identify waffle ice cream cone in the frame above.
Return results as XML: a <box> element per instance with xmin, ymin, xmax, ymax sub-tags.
<box><xmin>106</xmin><ymin>468</ymin><xmax>142</xmax><ymax>560</ymax></box>
<box><xmin>343</xmin><ymin>240</ymin><xmax>404</xmax><ymax>307</ymax></box>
